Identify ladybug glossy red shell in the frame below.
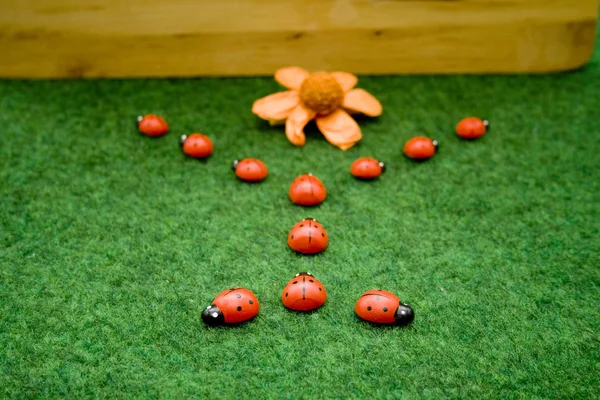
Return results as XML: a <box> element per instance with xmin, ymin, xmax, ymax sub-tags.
<box><xmin>233</xmin><ymin>158</ymin><xmax>268</xmax><ymax>182</ymax></box>
<box><xmin>180</xmin><ymin>133</ymin><xmax>214</xmax><ymax>158</ymax></box>
<box><xmin>201</xmin><ymin>287</ymin><xmax>260</xmax><ymax>325</ymax></box>
<box><xmin>289</xmin><ymin>173</ymin><xmax>327</xmax><ymax>206</ymax></box>
<box><xmin>287</xmin><ymin>218</ymin><xmax>328</xmax><ymax>254</ymax></box>
<box><xmin>350</xmin><ymin>157</ymin><xmax>385</xmax><ymax>179</ymax></box>
<box><xmin>403</xmin><ymin>136</ymin><xmax>438</xmax><ymax>160</ymax></box>
<box><xmin>456</xmin><ymin>117</ymin><xmax>488</xmax><ymax>139</ymax></box>
<box><xmin>355</xmin><ymin>289</ymin><xmax>414</xmax><ymax>325</ymax></box>
<box><xmin>281</xmin><ymin>272</ymin><xmax>327</xmax><ymax>311</ymax></box>
<box><xmin>137</xmin><ymin>114</ymin><xmax>169</xmax><ymax>137</ymax></box>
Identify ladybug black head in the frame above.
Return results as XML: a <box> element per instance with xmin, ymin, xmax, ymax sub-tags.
<box><xmin>201</xmin><ymin>305</ymin><xmax>225</xmax><ymax>326</ymax></box>
<box><xmin>303</xmin><ymin>217</ymin><xmax>316</xmax><ymax>221</ymax></box>
<box><xmin>483</xmin><ymin>120</ymin><xmax>490</xmax><ymax>130</ymax></box>
<box><xmin>432</xmin><ymin>140</ymin><xmax>439</xmax><ymax>153</ymax></box>
<box><xmin>179</xmin><ymin>135</ymin><xmax>188</xmax><ymax>146</ymax></box>
<box><xmin>378</xmin><ymin>161</ymin><xmax>386</xmax><ymax>173</ymax></box>
<box><xmin>295</xmin><ymin>272</ymin><xmax>313</xmax><ymax>277</ymax></box>
<box><xmin>394</xmin><ymin>303</ymin><xmax>415</xmax><ymax>326</ymax></box>
<box><xmin>232</xmin><ymin>160</ymin><xmax>240</xmax><ymax>171</ymax></box>
<box><xmin>136</xmin><ymin>115</ymin><xmax>143</xmax><ymax>129</ymax></box>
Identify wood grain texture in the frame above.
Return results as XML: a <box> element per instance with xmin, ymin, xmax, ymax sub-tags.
<box><xmin>0</xmin><ymin>0</ymin><xmax>598</xmax><ymax>78</ymax></box>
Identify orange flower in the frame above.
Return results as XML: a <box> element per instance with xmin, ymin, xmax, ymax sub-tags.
<box><xmin>252</xmin><ymin>66</ymin><xmax>382</xmax><ymax>150</ymax></box>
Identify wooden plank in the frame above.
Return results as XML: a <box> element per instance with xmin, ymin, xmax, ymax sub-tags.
<box><xmin>0</xmin><ymin>0</ymin><xmax>597</xmax><ymax>78</ymax></box>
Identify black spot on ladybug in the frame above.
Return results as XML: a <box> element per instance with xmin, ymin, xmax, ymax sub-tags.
<box><xmin>249</xmin><ymin>300</ymin><xmax>254</xmax><ymax>304</ymax></box>
<box><xmin>237</xmin><ymin>306</ymin><xmax>242</xmax><ymax>311</ymax></box>
<box><xmin>309</xmin><ymin>279</ymin><xmax>314</xmax><ymax>282</ymax></box>
<box><xmin>236</xmin><ymin>294</ymin><xmax>241</xmax><ymax>298</ymax></box>
<box><xmin>300</xmin><ymin>224</ymin><xmax>304</xmax><ymax>227</ymax></box>
<box><xmin>285</xmin><ymin>292</ymin><xmax>289</xmax><ymax>297</ymax></box>
<box><xmin>318</xmin><ymin>287</ymin><xmax>322</xmax><ymax>291</ymax></box>
<box><xmin>315</xmin><ymin>225</ymin><xmax>319</xmax><ymax>229</ymax></box>
<box><xmin>321</xmin><ymin>233</ymin><xmax>325</xmax><ymax>237</ymax></box>
<box><xmin>293</xmin><ymin>281</ymin><xmax>298</xmax><ymax>284</ymax></box>
<box><xmin>367</xmin><ymin>306</ymin><xmax>372</xmax><ymax>311</ymax></box>
<box><xmin>383</xmin><ymin>307</ymin><xmax>388</xmax><ymax>312</ymax></box>
<box><xmin>291</xmin><ymin>235</ymin><xmax>294</xmax><ymax>239</ymax></box>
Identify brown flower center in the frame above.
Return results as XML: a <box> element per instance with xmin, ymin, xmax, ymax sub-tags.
<box><xmin>299</xmin><ymin>72</ymin><xmax>344</xmax><ymax>115</ymax></box>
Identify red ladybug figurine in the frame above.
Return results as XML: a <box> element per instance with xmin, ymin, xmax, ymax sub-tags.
<box><xmin>403</xmin><ymin>136</ymin><xmax>438</xmax><ymax>160</ymax></box>
<box><xmin>287</xmin><ymin>218</ymin><xmax>328</xmax><ymax>254</ymax></box>
<box><xmin>289</xmin><ymin>173</ymin><xmax>327</xmax><ymax>206</ymax></box>
<box><xmin>201</xmin><ymin>287</ymin><xmax>260</xmax><ymax>325</ymax></box>
<box><xmin>350</xmin><ymin>157</ymin><xmax>385</xmax><ymax>180</ymax></box>
<box><xmin>455</xmin><ymin>117</ymin><xmax>489</xmax><ymax>139</ymax></box>
<box><xmin>137</xmin><ymin>114</ymin><xmax>169</xmax><ymax>137</ymax></box>
<box><xmin>233</xmin><ymin>158</ymin><xmax>268</xmax><ymax>182</ymax></box>
<box><xmin>180</xmin><ymin>133</ymin><xmax>214</xmax><ymax>158</ymax></box>
<box><xmin>281</xmin><ymin>272</ymin><xmax>327</xmax><ymax>311</ymax></box>
<box><xmin>355</xmin><ymin>289</ymin><xmax>414</xmax><ymax>326</ymax></box>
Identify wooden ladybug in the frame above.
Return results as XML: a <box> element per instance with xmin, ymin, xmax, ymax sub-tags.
<box><xmin>232</xmin><ymin>158</ymin><xmax>268</xmax><ymax>182</ymax></box>
<box><xmin>137</xmin><ymin>114</ymin><xmax>169</xmax><ymax>137</ymax></box>
<box><xmin>350</xmin><ymin>157</ymin><xmax>385</xmax><ymax>179</ymax></box>
<box><xmin>287</xmin><ymin>218</ymin><xmax>328</xmax><ymax>254</ymax></box>
<box><xmin>355</xmin><ymin>289</ymin><xmax>414</xmax><ymax>326</ymax></box>
<box><xmin>281</xmin><ymin>272</ymin><xmax>327</xmax><ymax>312</ymax></box>
<box><xmin>201</xmin><ymin>287</ymin><xmax>260</xmax><ymax>325</ymax></box>
<box><xmin>403</xmin><ymin>136</ymin><xmax>438</xmax><ymax>160</ymax></box>
<box><xmin>289</xmin><ymin>173</ymin><xmax>327</xmax><ymax>206</ymax></box>
<box><xmin>456</xmin><ymin>117</ymin><xmax>489</xmax><ymax>139</ymax></box>
<box><xmin>180</xmin><ymin>133</ymin><xmax>214</xmax><ymax>158</ymax></box>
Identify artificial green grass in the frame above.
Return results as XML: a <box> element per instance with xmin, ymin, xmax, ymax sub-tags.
<box><xmin>2</xmin><ymin>43</ymin><xmax>600</xmax><ymax>398</ymax></box>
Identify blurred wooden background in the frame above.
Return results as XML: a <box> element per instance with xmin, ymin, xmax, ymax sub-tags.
<box><xmin>0</xmin><ymin>0</ymin><xmax>598</xmax><ymax>78</ymax></box>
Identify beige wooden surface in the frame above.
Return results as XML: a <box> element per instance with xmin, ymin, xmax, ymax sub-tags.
<box><xmin>0</xmin><ymin>0</ymin><xmax>598</xmax><ymax>78</ymax></box>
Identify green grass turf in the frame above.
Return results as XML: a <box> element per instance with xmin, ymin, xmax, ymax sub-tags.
<box><xmin>2</xmin><ymin>39</ymin><xmax>600</xmax><ymax>399</ymax></box>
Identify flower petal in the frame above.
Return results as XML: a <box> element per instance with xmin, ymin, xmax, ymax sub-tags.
<box><xmin>275</xmin><ymin>67</ymin><xmax>310</xmax><ymax>90</ymax></box>
<box><xmin>285</xmin><ymin>104</ymin><xmax>316</xmax><ymax>146</ymax></box>
<box><xmin>342</xmin><ymin>88</ymin><xmax>382</xmax><ymax>117</ymax></box>
<box><xmin>316</xmin><ymin>109</ymin><xmax>362</xmax><ymax>150</ymax></box>
<box><xmin>330</xmin><ymin>72</ymin><xmax>358</xmax><ymax>92</ymax></box>
<box><xmin>252</xmin><ymin>91</ymin><xmax>300</xmax><ymax>121</ymax></box>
